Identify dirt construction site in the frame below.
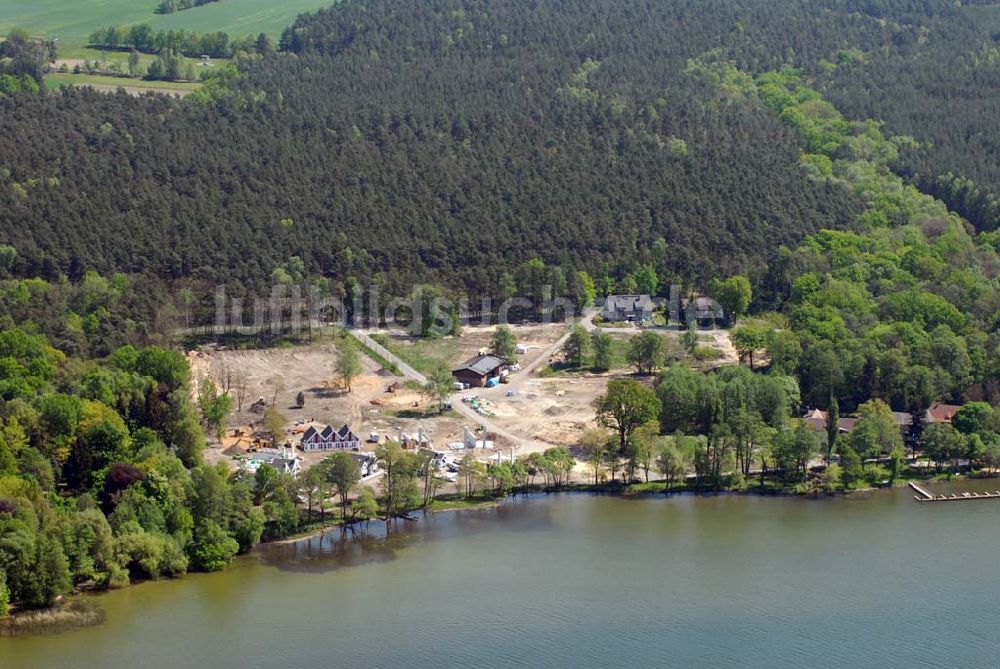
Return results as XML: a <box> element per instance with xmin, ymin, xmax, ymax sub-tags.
<box><xmin>485</xmin><ymin>376</ymin><xmax>608</xmax><ymax>446</ymax></box>
<box><xmin>187</xmin><ymin>322</ymin><xmax>735</xmax><ymax>470</ymax></box>
<box><xmin>366</xmin><ymin>323</ymin><xmax>607</xmax><ymax>449</ymax></box>
<box><xmin>187</xmin><ymin>343</ymin><xmax>461</xmax><ymax>469</ymax></box>
<box><xmin>186</xmin><ymin>325</ymin><xmax>593</xmax><ymax>466</ymax></box>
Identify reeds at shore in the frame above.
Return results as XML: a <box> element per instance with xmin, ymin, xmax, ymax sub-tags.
<box><xmin>0</xmin><ymin>600</ymin><xmax>105</xmax><ymax>637</ymax></box>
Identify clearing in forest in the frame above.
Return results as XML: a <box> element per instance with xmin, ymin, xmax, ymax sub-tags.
<box><xmin>0</xmin><ymin>0</ymin><xmax>333</xmax><ymax>59</ymax></box>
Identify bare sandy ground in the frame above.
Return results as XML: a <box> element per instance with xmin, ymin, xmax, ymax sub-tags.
<box><xmin>485</xmin><ymin>375</ymin><xmax>605</xmax><ymax>447</ymax></box>
<box><xmin>189</xmin><ymin>343</ymin><xmax>495</xmax><ymax>470</ymax></box>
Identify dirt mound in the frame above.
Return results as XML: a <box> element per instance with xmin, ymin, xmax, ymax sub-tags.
<box><xmin>533</xmin><ymin>420</ymin><xmax>588</xmax><ymax>446</ymax></box>
<box><xmin>380</xmin><ymin>390</ymin><xmax>427</xmax><ymax>409</ymax></box>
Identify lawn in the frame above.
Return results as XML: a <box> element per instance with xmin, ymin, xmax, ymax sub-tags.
<box><xmin>370</xmin><ymin>334</ymin><xmax>462</xmax><ymax>377</ymax></box>
<box><xmin>542</xmin><ymin>333</ymin><xmax>634</xmax><ymax>376</ymax></box>
<box><xmin>0</xmin><ymin>0</ymin><xmax>335</xmax><ymax>59</ymax></box>
<box><xmin>606</xmin><ymin>335</ymin><xmax>633</xmax><ymax>370</ymax></box>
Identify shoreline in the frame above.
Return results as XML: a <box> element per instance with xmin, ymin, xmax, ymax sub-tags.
<box><xmin>3</xmin><ymin>473</ymin><xmax>990</xmax><ymax>637</ymax></box>
<box><xmin>268</xmin><ymin>496</ymin><xmax>507</xmax><ymax>545</ymax></box>
<box><xmin>251</xmin><ymin>472</ymin><xmax>995</xmax><ymax>548</ymax></box>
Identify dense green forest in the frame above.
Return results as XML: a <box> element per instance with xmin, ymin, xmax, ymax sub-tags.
<box><xmin>2</xmin><ymin>0</ymin><xmax>902</xmax><ymax>311</ymax></box>
<box><xmin>644</xmin><ymin>61</ymin><xmax>1000</xmax><ymax>493</ymax></box>
<box><xmin>0</xmin><ymin>0</ymin><xmax>996</xmax><ymax>328</ymax></box>
<box><xmin>812</xmin><ymin>4</ymin><xmax>1000</xmax><ymax>232</ymax></box>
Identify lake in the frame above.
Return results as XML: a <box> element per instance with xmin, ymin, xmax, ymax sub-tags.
<box><xmin>3</xmin><ymin>482</ymin><xmax>1000</xmax><ymax>668</ymax></box>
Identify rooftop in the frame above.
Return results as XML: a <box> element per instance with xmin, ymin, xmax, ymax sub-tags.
<box><xmin>453</xmin><ymin>354</ymin><xmax>505</xmax><ymax>376</ymax></box>
<box><xmin>604</xmin><ymin>294</ymin><xmax>653</xmax><ymax>311</ymax></box>
<box><xmin>927</xmin><ymin>402</ymin><xmax>961</xmax><ymax>423</ymax></box>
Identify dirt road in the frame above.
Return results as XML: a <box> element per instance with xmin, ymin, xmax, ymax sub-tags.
<box><xmin>350</xmin><ymin>330</ymin><xmax>428</xmax><ymax>384</ymax></box>
<box><xmin>347</xmin><ymin>317</ymin><xmax>594</xmax><ymax>455</ymax></box>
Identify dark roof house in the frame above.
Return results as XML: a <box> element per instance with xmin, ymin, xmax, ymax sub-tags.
<box><xmin>301</xmin><ymin>425</ymin><xmax>335</xmax><ymax>443</ymax></box>
<box><xmin>351</xmin><ymin>451</ymin><xmax>379</xmax><ymax>477</ymax></box>
<box><xmin>681</xmin><ymin>297</ymin><xmax>726</xmax><ymax>326</ymax></box>
<box><xmin>300</xmin><ymin>424</ymin><xmax>361</xmax><ymax>452</ymax></box>
<box><xmin>603</xmin><ymin>295</ymin><xmax>654</xmax><ymax>322</ymax></box>
<box><xmin>268</xmin><ymin>457</ymin><xmax>302</xmax><ymax>476</ymax></box>
<box><xmin>452</xmin><ymin>354</ymin><xmax>505</xmax><ymax>387</ymax></box>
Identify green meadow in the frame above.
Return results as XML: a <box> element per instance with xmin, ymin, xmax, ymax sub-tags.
<box><xmin>44</xmin><ymin>71</ymin><xmax>202</xmax><ymax>92</ymax></box>
<box><xmin>0</xmin><ymin>0</ymin><xmax>334</xmax><ymax>58</ymax></box>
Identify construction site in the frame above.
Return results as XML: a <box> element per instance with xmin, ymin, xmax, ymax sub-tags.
<box><xmin>187</xmin><ymin>320</ymin><xmax>736</xmax><ymax>475</ymax></box>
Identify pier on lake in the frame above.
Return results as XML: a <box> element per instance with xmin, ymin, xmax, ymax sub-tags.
<box><xmin>909</xmin><ymin>481</ymin><xmax>1000</xmax><ymax>502</ymax></box>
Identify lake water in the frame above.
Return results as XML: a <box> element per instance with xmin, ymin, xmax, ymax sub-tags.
<box><xmin>3</xmin><ymin>482</ymin><xmax>1000</xmax><ymax>668</ymax></box>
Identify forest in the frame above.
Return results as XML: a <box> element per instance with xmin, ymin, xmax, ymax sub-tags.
<box><xmin>0</xmin><ymin>0</ymin><xmax>994</xmax><ymax>323</ymax></box>
<box><xmin>0</xmin><ymin>329</ymin><xmax>307</xmax><ymax>616</ymax></box>
<box><xmin>812</xmin><ymin>3</ymin><xmax>1000</xmax><ymax>232</ymax></box>
<box><xmin>2</xmin><ymin>0</ymin><xmax>911</xmax><ymax>312</ymax></box>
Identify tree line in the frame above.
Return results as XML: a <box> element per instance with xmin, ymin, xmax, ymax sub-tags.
<box><xmin>156</xmin><ymin>0</ymin><xmax>222</xmax><ymax>15</ymax></box>
<box><xmin>584</xmin><ymin>363</ymin><xmax>1000</xmax><ymax>497</ymax></box>
<box><xmin>87</xmin><ymin>24</ymin><xmax>273</xmax><ymax>59</ymax></box>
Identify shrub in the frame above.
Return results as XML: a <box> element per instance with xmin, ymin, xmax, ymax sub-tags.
<box><xmin>693</xmin><ymin>346</ymin><xmax>722</xmax><ymax>361</ymax></box>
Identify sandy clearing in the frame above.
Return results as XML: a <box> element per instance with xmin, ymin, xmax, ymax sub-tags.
<box><xmin>190</xmin><ymin>343</ymin><xmax>497</xmax><ymax>470</ymax></box>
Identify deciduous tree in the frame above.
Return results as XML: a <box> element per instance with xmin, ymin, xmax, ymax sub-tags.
<box><xmin>564</xmin><ymin>325</ymin><xmax>592</xmax><ymax>368</ymax></box>
<box><xmin>591</xmin><ymin>331</ymin><xmax>613</xmax><ymax>372</ymax></box>
<box><xmin>326</xmin><ymin>451</ymin><xmax>361</xmax><ymax>520</ymax></box>
<box><xmin>730</xmin><ymin>325</ymin><xmax>769</xmax><ymax>369</ymax></box>
<box><xmin>710</xmin><ymin>275</ymin><xmax>752</xmax><ymax>323</ymax></box>
<box><xmin>335</xmin><ymin>341</ymin><xmax>363</xmax><ymax>392</ymax></box>
<box><xmin>920</xmin><ymin>422</ymin><xmax>966</xmax><ymax>474</ymax></box>
<box><xmin>579</xmin><ymin>427</ymin><xmax>612</xmax><ymax>484</ymax></box>
<box><xmin>491</xmin><ymin>325</ymin><xmax>518</xmax><ymax>364</ymax></box>
<box><xmin>656</xmin><ymin>438</ymin><xmax>687</xmax><ymax>490</ymax></box>
<box><xmin>627</xmin><ymin>331</ymin><xmax>666</xmax><ymax>375</ymax></box>
<box><xmin>850</xmin><ymin>400</ymin><xmax>903</xmax><ymax>468</ymax></box>
<box><xmin>262</xmin><ymin>407</ymin><xmax>287</xmax><ymax>448</ymax></box>
<box><xmin>595</xmin><ymin>379</ymin><xmax>662</xmax><ymax>469</ymax></box>
<box><xmin>423</xmin><ymin>365</ymin><xmax>454</xmax><ymax>413</ymax></box>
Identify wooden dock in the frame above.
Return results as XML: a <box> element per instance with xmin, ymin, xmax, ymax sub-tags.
<box><xmin>909</xmin><ymin>481</ymin><xmax>1000</xmax><ymax>502</ymax></box>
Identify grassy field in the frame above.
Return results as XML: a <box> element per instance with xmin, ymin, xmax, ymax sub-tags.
<box><xmin>370</xmin><ymin>334</ymin><xmax>462</xmax><ymax>377</ymax></box>
<box><xmin>0</xmin><ymin>0</ymin><xmax>334</xmax><ymax>59</ymax></box>
<box><xmin>538</xmin><ymin>333</ymin><xmax>633</xmax><ymax>377</ymax></box>
<box><xmin>44</xmin><ymin>72</ymin><xmax>202</xmax><ymax>94</ymax></box>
